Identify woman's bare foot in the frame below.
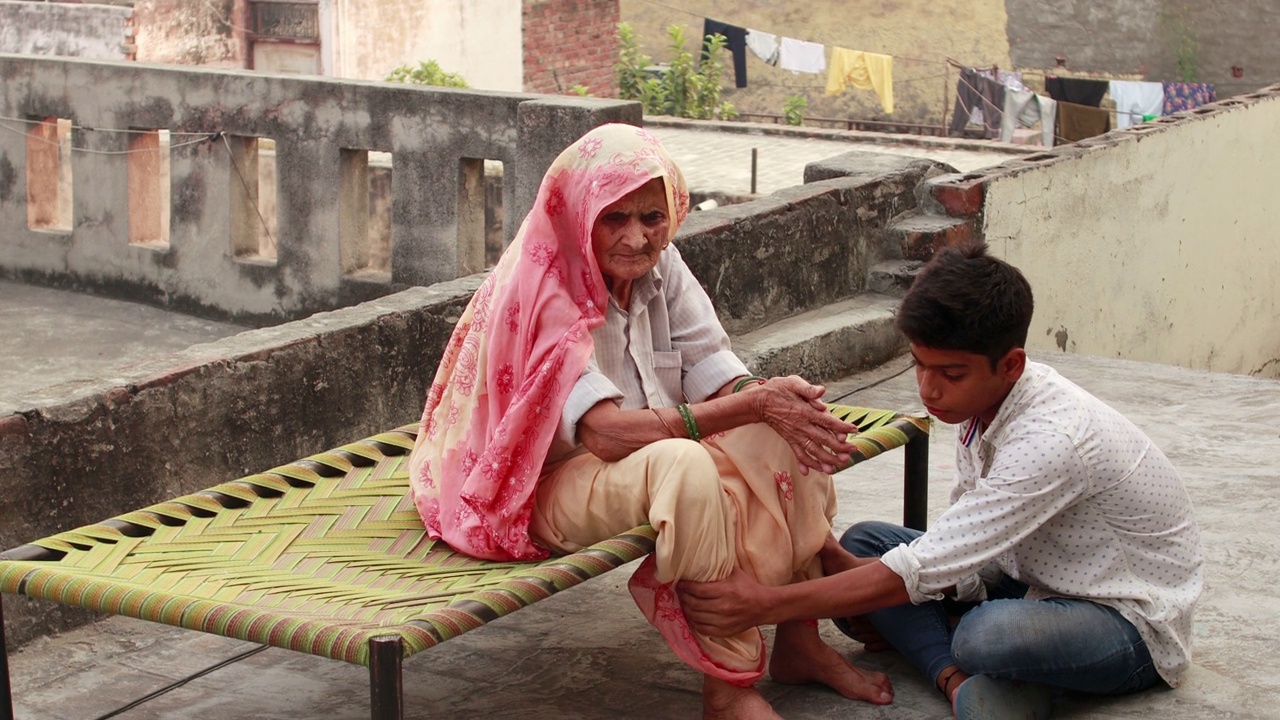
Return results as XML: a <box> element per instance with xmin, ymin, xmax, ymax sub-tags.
<box><xmin>769</xmin><ymin>620</ymin><xmax>894</xmax><ymax>705</ymax></box>
<box><xmin>702</xmin><ymin>676</ymin><xmax>781</xmax><ymax>720</ymax></box>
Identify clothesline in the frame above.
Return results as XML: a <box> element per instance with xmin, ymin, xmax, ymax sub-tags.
<box><xmin>0</xmin><ymin>116</ymin><xmax>219</xmax><ymax>155</ymax></box>
<box><xmin>954</xmin><ymin>74</ymin><xmax>1164</xmax><ymax>123</ymax></box>
<box><xmin>631</xmin><ymin>0</ymin><xmax>948</xmax><ymax>67</ymax></box>
<box><xmin>634</xmin><ymin>0</ymin><xmax>1235</xmax><ymax>105</ymax></box>
<box><xmin>744</xmin><ymin>72</ymin><xmax>948</xmax><ymax>91</ymax></box>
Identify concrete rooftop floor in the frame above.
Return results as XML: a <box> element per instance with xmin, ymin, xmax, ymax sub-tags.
<box><xmin>5</xmin><ymin>349</ymin><xmax>1278</xmax><ymax>719</ymax></box>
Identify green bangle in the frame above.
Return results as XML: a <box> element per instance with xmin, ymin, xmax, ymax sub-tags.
<box><xmin>732</xmin><ymin>375</ymin><xmax>767</xmax><ymax>393</ymax></box>
<box><xmin>676</xmin><ymin>403</ymin><xmax>701</xmax><ymax>442</ymax></box>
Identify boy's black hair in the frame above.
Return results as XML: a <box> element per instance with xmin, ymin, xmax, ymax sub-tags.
<box><xmin>896</xmin><ymin>241</ymin><xmax>1034</xmax><ymax>368</ymax></box>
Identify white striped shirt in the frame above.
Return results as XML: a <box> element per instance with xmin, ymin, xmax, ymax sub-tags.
<box><xmin>881</xmin><ymin>361</ymin><xmax>1204</xmax><ymax>686</ymax></box>
<box><xmin>550</xmin><ymin>244</ymin><xmax>747</xmax><ymax>460</ymax></box>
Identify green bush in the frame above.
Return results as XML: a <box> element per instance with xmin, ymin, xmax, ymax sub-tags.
<box><xmin>385</xmin><ymin>60</ymin><xmax>469</xmax><ymax>88</ymax></box>
<box><xmin>616</xmin><ymin>22</ymin><xmax>737</xmax><ymax>121</ymax></box>
<box><xmin>783</xmin><ymin>95</ymin><xmax>807</xmax><ymax>126</ymax></box>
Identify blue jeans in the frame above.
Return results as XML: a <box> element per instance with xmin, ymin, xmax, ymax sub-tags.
<box><xmin>839</xmin><ymin>521</ymin><xmax>1163</xmax><ymax>696</ymax></box>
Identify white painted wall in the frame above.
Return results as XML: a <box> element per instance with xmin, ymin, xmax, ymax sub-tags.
<box><xmin>981</xmin><ymin>95</ymin><xmax>1280</xmax><ymax>377</ymax></box>
<box><xmin>327</xmin><ymin>0</ymin><xmax>522</xmax><ymax>89</ymax></box>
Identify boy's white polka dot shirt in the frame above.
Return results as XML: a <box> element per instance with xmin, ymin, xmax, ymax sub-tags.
<box><xmin>881</xmin><ymin>361</ymin><xmax>1204</xmax><ymax>686</ymax></box>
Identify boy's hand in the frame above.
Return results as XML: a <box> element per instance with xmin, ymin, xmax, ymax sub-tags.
<box><xmin>678</xmin><ymin>567</ymin><xmax>777</xmax><ymax>636</ymax></box>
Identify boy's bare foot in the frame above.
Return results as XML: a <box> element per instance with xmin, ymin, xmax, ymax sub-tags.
<box><xmin>769</xmin><ymin>620</ymin><xmax>894</xmax><ymax>705</ymax></box>
<box><xmin>702</xmin><ymin>676</ymin><xmax>781</xmax><ymax>720</ymax></box>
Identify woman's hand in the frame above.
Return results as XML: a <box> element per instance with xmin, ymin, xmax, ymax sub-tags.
<box><xmin>753</xmin><ymin>376</ymin><xmax>859</xmax><ymax>474</ymax></box>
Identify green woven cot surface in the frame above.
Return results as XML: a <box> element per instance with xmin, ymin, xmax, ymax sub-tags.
<box><xmin>827</xmin><ymin>404</ymin><xmax>930</xmax><ymax>472</ymax></box>
<box><xmin>0</xmin><ymin>407</ymin><xmax>925</xmax><ymax>666</ymax></box>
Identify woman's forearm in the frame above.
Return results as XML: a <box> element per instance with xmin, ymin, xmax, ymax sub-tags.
<box><xmin>577</xmin><ymin>388</ymin><xmax>762</xmax><ymax>461</ymax></box>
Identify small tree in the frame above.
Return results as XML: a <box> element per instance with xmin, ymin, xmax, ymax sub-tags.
<box><xmin>385</xmin><ymin>60</ymin><xmax>469</xmax><ymax>88</ymax></box>
<box><xmin>616</xmin><ymin>23</ymin><xmax>737</xmax><ymax>120</ymax></box>
<box><xmin>616</xmin><ymin>23</ymin><xmax>652</xmax><ymax>102</ymax></box>
<box><xmin>783</xmin><ymin>95</ymin><xmax>807</xmax><ymax>126</ymax></box>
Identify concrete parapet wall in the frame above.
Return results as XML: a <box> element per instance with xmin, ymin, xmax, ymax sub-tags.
<box><xmin>0</xmin><ymin>2</ymin><xmax>131</xmax><ymax>61</ymax></box>
<box><xmin>929</xmin><ymin>84</ymin><xmax>1280</xmax><ymax>378</ymax></box>
<box><xmin>0</xmin><ymin>55</ymin><xmax>640</xmax><ymax>325</ymax></box>
<box><xmin>679</xmin><ymin>151</ymin><xmax>951</xmax><ymax>336</ymax></box>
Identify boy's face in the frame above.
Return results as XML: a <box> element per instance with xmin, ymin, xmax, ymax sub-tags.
<box><xmin>910</xmin><ymin>343</ymin><xmax>1025</xmax><ymax>427</ymax></box>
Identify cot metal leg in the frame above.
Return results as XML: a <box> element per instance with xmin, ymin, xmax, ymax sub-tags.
<box><xmin>1</xmin><ymin>597</ymin><xmax>14</xmax><ymax>720</ymax></box>
<box><xmin>903</xmin><ymin>433</ymin><xmax>929</xmax><ymax>531</ymax></box>
<box><xmin>369</xmin><ymin>635</ymin><xmax>403</xmax><ymax>720</ymax></box>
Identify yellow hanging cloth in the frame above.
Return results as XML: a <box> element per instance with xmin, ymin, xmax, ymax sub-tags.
<box><xmin>825</xmin><ymin>48</ymin><xmax>894</xmax><ymax>114</ymax></box>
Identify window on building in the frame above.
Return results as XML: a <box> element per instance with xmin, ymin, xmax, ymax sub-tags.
<box><xmin>227</xmin><ymin>135</ymin><xmax>278</xmax><ymax>263</ymax></box>
<box><xmin>249</xmin><ymin>1</ymin><xmax>319</xmax><ymax>41</ymax></box>
<box><xmin>248</xmin><ymin>0</ymin><xmax>321</xmax><ymax>74</ymax></box>
<box><xmin>128</xmin><ymin>129</ymin><xmax>171</xmax><ymax>248</ymax></box>
<box><xmin>26</xmin><ymin>117</ymin><xmax>73</xmax><ymax>233</ymax></box>
<box><xmin>339</xmin><ymin>149</ymin><xmax>393</xmax><ymax>278</ymax></box>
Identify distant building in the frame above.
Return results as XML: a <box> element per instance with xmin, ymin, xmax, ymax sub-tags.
<box><xmin>2</xmin><ymin>0</ymin><xmax>620</xmax><ymax>95</ymax></box>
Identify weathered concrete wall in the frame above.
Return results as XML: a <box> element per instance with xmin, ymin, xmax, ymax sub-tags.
<box><xmin>0</xmin><ymin>54</ymin><xmax>640</xmax><ymax>325</ymax></box>
<box><xmin>0</xmin><ymin>1</ymin><xmax>131</xmax><ymax>60</ymax></box>
<box><xmin>679</xmin><ymin>152</ymin><xmax>951</xmax><ymax>335</ymax></box>
<box><xmin>974</xmin><ymin>85</ymin><xmax>1280</xmax><ymax>377</ymax></box>
<box><xmin>330</xmin><ymin>0</ymin><xmax>523</xmax><ymax>89</ymax></box>
<box><xmin>1005</xmin><ymin>0</ymin><xmax>1280</xmax><ymax>97</ymax></box>
<box><xmin>619</xmin><ymin>0</ymin><xmax>1013</xmax><ymax>126</ymax></box>
<box><xmin>523</xmin><ymin>0</ymin><xmax>619</xmax><ymax>96</ymax></box>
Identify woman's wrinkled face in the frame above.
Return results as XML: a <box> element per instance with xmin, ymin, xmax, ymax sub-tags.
<box><xmin>591</xmin><ymin>178</ymin><xmax>671</xmax><ymax>286</ymax></box>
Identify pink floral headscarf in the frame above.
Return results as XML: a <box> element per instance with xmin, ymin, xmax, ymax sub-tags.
<box><xmin>408</xmin><ymin>123</ymin><xmax>691</xmax><ymax>561</ymax></box>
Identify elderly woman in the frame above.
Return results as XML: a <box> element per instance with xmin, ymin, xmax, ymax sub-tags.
<box><xmin>408</xmin><ymin>124</ymin><xmax>892</xmax><ymax>718</ymax></box>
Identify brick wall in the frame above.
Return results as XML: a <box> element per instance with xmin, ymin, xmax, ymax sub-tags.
<box><xmin>133</xmin><ymin>0</ymin><xmax>246</xmax><ymax>68</ymax></box>
<box><xmin>522</xmin><ymin>0</ymin><xmax>618</xmax><ymax>97</ymax></box>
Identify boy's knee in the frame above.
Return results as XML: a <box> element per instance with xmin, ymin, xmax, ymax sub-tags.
<box><xmin>839</xmin><ymin>520</ymin><xmax>908</xmax><ymax>558</ymax></box>
<box><xmin>951</xmin><ymin>602</ymin><xmax>1027</xmax><ymax>673</ymax></box>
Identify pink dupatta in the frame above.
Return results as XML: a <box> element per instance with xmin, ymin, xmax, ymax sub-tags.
<box><xmin>408</xmin><ymin>124</ymin><xmax>691</xmax><ymax>561</ymax></box>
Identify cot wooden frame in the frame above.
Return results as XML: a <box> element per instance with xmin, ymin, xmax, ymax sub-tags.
<box><xmin>0</xmin><ymin>407</ymin><xmax>928</xmax><ymax>720</ymax></box>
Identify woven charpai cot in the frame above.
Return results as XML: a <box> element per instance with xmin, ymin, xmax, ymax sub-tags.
<box><xmin>828</xmin><ymin>405</ymin><xmax>930</xmax><ymax>467</ymax></box>
<box><xmin>0</xmin><ymin>405</ymin><xmax>926</xmax><ymax>669</ymax></box>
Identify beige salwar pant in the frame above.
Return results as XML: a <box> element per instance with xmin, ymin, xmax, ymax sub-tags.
<box><xmin>530</xmin><ymin>422</ymin><xmax>837</xmax><ymax>676</ymax></box>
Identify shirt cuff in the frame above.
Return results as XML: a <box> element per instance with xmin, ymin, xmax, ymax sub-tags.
<box><xmin>683</xmin><ymin>350</ymin><xmax>750</xmax><ymax>402</ymax></box>
<box><xmin>953</xmin><ymin>573</ymin><xmax>989</xmax><ymax>602</ymax></box>
<box><xmin>880</xmin><ymin>544</ymin><xmax>946</xmax><ymax>605</ymax></box>
<box><xmin>557</xmin><ymin>371</ymin><xmax>624</xmax><ymax>447</ymax></box>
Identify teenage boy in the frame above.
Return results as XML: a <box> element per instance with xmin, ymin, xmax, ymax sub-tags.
<box><xmin>679</xmin><ymin>242</ymin><xmax>1204</xmax><ymax>718</ymax></box>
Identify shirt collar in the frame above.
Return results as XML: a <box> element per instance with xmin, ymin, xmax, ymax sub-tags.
<box><xmin>977</xmin><ymin>360</ymin><xmax>1048</xmax><ymax>446</ymax></box>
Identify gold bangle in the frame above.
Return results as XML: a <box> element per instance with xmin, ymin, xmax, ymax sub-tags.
<box><xmin>652</xmin><ymin>408</ymin><xmax>680</xmax><ymax>438</ymax></box>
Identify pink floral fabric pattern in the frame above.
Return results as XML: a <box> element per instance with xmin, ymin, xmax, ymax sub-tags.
<box><xmin>629</xmin><ymin>556</ymin><xmax>766</xmax><ymax>688</ymax></box>
<box><xmin>407</xmin><ymin>124</ymin><xmax>690</xmax><ymax>562</ymax></box>
<box><xmin>774</xmin><ymin>470</ymin><xmax>795</xmax><ymax>501</ymax></box>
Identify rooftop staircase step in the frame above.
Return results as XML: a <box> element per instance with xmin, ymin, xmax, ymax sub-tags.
<box><xmin>731</xmin><ymin>293</ymin><xmax>905</xmax><ymax>384</ymax></box>
<box><xmin>868</xmin><ymin>260</ymin><xmax>924</xmax><ymax>297</ymax></box>
<box><xmin>888</xmin><ymin>211</ymin><xmax>976</xmax><ymax>261</ymax></box>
